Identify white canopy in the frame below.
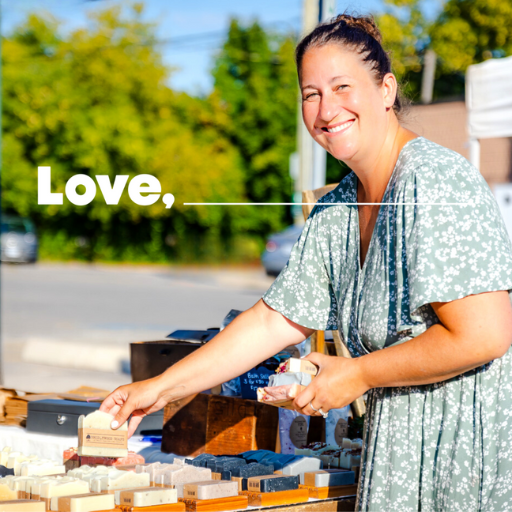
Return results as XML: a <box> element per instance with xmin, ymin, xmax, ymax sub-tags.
<box><xmin>465</xmin><ymin>56</ymin><xmax>512</xmax><ymax>169</ymax></box>
<box><xmin>466</xmin><ymin>55</ymin><xmax>512</xmax><ymax>139</ymax></box>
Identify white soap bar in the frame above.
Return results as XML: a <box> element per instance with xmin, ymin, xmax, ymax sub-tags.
<box><xmin>56</xmin><ymin>493</ymin><xmax>115</xmax><ymax>512</ymax></box>
<box><xmin>183</xmin><ymin>480</ymin><xmax>238</xmax><ymax>500</ymax></box>
<box><xmin>0</xmin><ymin>483</ymin><xmax>17</xmax><ymax>501</ymax></box>
<box><xmin>20</xmin><ymin>461</ymin><xmax>65</xmax><ymax>477</ymax></box>
<box><xmin>30</xmin><ymin>476</ymin><xmax>62</xmax><ymax>497</ymax></box>
<box><xmin>149</xmin><ymin>464</ymin><xmax>183</xmax><ymax>484</ymax></box>
<box><xmin>338</xmin><ymin>450</ymin><xmax>351</xmax><ymax>469</ymax></box>
<box><xmin>98</xmin><ymin>470</ymin><xmax>150</xmax><ymax>491</ymax></box>
<box><xmin>118</xmin><ymin>487</ymin><xmax>177</xmax><ymax>507</ymax></box>
<box><xmin>77</xmin><ymin>411</ymin><xmax>128</xmax><ymax>458</ymax></box>
<box><xmin>163</xmin><ymin>466</ymin><xmax>211</xmax><ymax>486</ymax></box>
<box><xmin>341</xmin><ymin>438</ymin><xmax>352</xmax><ymax>449</ymax></box>
<box><xmin>136</xmin><ymin>462</ymin><xmax>160</xmax><ymax>474</ymax></box>
<box><xmin>0</xmin><ymin>447</ymin><xmax>11</xmax><ymax>467</ymax></box>
<box><xmin>9</xmin><ymin>454</ymin><xmax>37</xmax><ymax>473</ymax></box>
<box><xmin>10</xmin><ymin>477</ymin><xmax>33</xmax><ymax>492</ymax></box>
<box><xmin>41</xmin><ymin>479</ymin><xmax>89</xmax><ymax>498</ymax></box>
<box><xmin>0</xmin><ymin>500</ymin><xmax>45</xmax><ymax>511</ymax></box>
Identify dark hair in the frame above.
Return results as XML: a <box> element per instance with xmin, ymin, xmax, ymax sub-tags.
<box><xmin>295</xmin><ymin>14</ymin><xmax>404</xmax><ymax>116</ymax></box>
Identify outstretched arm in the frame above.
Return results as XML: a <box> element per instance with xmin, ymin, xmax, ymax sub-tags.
<box><xmin>100</xmin><ymin>299</ymin><xmax>314</xmax><ymax>436</ymax></box>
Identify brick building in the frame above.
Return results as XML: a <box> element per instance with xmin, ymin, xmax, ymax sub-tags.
<box><xmin>403</xmin><ymin>101</ymin><xmax>512</xmax><ymax>188</ymax></box>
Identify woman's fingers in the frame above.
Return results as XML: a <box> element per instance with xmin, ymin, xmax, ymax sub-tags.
<box><xmin>302</xmin><ymin>351</ymin><xmax>327</xmax><ymax>370</ymax></box>
<box><xmin>293</xmin><ymin>382</ymin><xmax>323</xmax><ymax>416</ymax></box>
<box><xmin>127</xmin><ymin>413</ymin><xmax>145</xmax><ymax>438</ymax></box>
<box><xmin>99</xmin><ymin>388</ymin><xmax>127</xmax><ymax>415</ymax></box>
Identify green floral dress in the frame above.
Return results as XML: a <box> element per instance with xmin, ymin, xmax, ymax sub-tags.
<box><xmin>263</xmin><ymin>137</ymin><xmax>512</xmax><ymax>511</ymax></box>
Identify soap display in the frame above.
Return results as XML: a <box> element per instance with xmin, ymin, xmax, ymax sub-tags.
<box><xmin>77</xmin><ymin>410</ymin><xmax>128</xmax><ymax>458</ymax></box>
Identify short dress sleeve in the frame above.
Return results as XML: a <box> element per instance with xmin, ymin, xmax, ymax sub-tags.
<box><xmin>399</xmin><ymin>149</ymin><xmax>512</xmax><ymax>317</ymax></box>
<box><xmin>262</xmin><ymin>206</ymin><xmax>339</xmax><ymax>331</ymax></box>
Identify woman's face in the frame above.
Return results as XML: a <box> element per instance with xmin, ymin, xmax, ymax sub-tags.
<box><xmin>300</xmin><ymin>44</ymin><xmax>395</xmax><ymax>163</ymax></box>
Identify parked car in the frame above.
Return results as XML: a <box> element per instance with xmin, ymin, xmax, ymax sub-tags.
<box><xmin>1</xmin><ymin>215</ymin><xmax>38</xmax><ymax>263</ymax></box>
<box><xmin>261</xmin><ymin>224</ymin><xmax>303</xmax><ymax>277</ymax></box>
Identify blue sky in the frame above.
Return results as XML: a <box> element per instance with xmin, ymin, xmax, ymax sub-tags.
<box><xmin>2</xmin><ymin>0</ymin><xmax>443</xmax><ymax>95</ymax></box>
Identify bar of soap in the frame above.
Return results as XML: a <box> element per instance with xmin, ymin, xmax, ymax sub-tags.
<box><xmin>277</xmin><ymin>358</ymin><xmax>318</xmax><ymax>376</ymax></box>
<box><xmin>0</xmin><ymin>447</ymin><xmax>11</xmax><ymax>467</ymax></box>
<box><xmin>247</xmin><ymin>474</ymin><xmax>299</xmax><ymax>492</ymax></box>
<box><xmin>340</xmin><ymin>438</ymin><xmax>352</xmax><ymax>449</ymax></box>
<box><xmin>303</xmin><ymin>469</ymin><xmax>355</xmax><ymax>487</ymax></box>
<box><xmin>186</xmin><ymin>454</ymin><xmax>216</xmax><ymax>468</ymax></box>
<box><xmin>77</xmin><ymin>410</ymin><xmax>128</xmax><ymax>458</ymax></box>
<box><xmin>41</xmin><ymin>479</ymin><xmax>90</xmax><ymax>499</ymax></box>
<box><xmin>149</xmin><ymin>464</ymin><xmax>183</xmax><ymax>484</ymax></box>
<box><xmin>282</xmin><ymin>457</ymin><xmax>322</xmax><ymax>476</ymax></box>
<box><xmin>0</xmin><ymin>500</ymin><xmax>45</xmax><ymax>512</ymax></box>
<box><xmin>95</xmin><ymin>470</ymin><xmax>150</xmax><ymax>491</ymax></box>
<box><xmin>268</xmin><ymin>372</ymin><xmax>312</xmax><ymax>387</ymax></box>
<box><xmin>163</xmin><ymin>466</ymin><xmax>211</xmax><ymax>486</ymax></box>
<box><xmin>57</xmin><ymin>492</ymin><xmax>115</xmax><ymax>512</ymax></box>
<box><xmin>0</xmin><ymin>483</ymin><xmax>18</xmax><ymax>501</ymax></box>
<box><xmin>119</xmin><ymin>488</ymin><xmax>178</xmax><ymax>507</ymax></box>
<box><xmin>183</xmin><ymin>480</ymin><xmax>238</xmax><ymax>500</ymax></box>
<box><xmin>20</xmin><ymin>460</ymin><xmax>65</xmax><ymax>477</ymax></box>
<box><xmin>233</xmin><ymin>463</ymin><xmax>274</xmax><ymax>479</ymax></box>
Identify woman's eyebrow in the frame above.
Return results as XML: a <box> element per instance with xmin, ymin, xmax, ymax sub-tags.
<box><xmin>301</xmin><ymin>75</ymin><xmax>351</xmax><ymax>90</ymax></box>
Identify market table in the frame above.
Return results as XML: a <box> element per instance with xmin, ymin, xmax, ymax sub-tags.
<box><xmin>0</xmin><ymin>424</ymin><xmax>154</xmax><ymax>461</ymax></box>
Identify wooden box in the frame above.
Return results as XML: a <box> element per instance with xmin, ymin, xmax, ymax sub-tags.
<box><xmin>162</xmin><ymin>394</ymin><xmax>278</xmax><ymax>456</ymax></box>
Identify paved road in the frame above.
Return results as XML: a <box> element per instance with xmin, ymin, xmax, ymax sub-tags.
<box><xmin>1</xmin><ymin>263</ymin><xmax>274</xmax><ymax>392</ymax></box>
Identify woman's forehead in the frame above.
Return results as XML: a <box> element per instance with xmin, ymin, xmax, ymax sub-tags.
<box><xmin>300</xmin><ymin>45</ymin><xmax>371</xmax><ymax>86</ymax></box>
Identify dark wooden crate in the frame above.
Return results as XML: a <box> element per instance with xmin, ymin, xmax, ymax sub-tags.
<box><xmin>162</xmin><ymin>394</ymin><xmax>278</xmax><ymax>456</ymax></box>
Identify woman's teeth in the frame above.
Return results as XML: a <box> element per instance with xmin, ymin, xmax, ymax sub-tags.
<box><xmin>327</xmin><ymin>120</ymin><xmax>353</xmax><ymax>133</ymax></box>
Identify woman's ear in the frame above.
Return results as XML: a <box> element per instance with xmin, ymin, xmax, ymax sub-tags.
<box><xmin>382</xmin><ymin>72</ymin><xmax>397</xmax><ymax>110</ymax></box>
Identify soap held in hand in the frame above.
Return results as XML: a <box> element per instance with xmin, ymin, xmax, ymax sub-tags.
<box><xmin>277</xmin><ymin>358</ymin><xmax>318</xmax><ymax>376</ymax></box>
<box><xmin>77</xmin><ymin>411</ymin><xmax>128</xmax><ymax>458</ymax></box>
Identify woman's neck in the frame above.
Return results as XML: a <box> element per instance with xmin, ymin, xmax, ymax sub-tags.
<box><xmin>347</xmin><ymin>119</ymin><xmax>416</xmax><ymax>203</ymax></box>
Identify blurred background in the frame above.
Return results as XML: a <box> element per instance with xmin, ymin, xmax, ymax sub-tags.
<box><xmin>1</xmin><ymin>0</ymin><xmax>511</xmax><ymax>392</ymax></box>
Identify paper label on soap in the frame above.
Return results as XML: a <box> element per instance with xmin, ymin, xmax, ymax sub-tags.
<box><xmin>184</xmin><ymin>487</ymin><xmax>198</xmax><ymax>498</ymax></box>
<box><xmin>289</xmin><ymin>416</ymin><xmax>308</xmax><ymax>448</ymax></box>
<box><xmin>78</xmin><ymin>428</ymin><xmax>127</xmax><ymax>449</ymax></box>
<box><xmin>248</xmin><ymin>480</ymin><xmax>262</xmax><ymax>491</ymax></box>
<box><xmin>334</xmin><ymin>418</ymin><xmax>349</xmax><ymax>445</ymax></box>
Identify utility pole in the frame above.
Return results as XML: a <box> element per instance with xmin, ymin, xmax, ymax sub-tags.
<box><xmin>293</xmin><ymin>0</ymin><xmax>336</xmax><ymax>224</ymax></box>
<box><xmin>421</xmin><ymin>49</ymin><xmax>436</xmax><ymax>104</ymax></box>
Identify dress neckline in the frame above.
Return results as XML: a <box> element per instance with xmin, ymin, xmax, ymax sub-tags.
<box><xmin>355</xmin><ymin>137</ymin><xmax>421</xmax><ymax>273</ymax></box>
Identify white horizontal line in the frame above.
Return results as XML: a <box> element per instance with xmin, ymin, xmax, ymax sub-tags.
<box><xmin>183</xmin><ymin>202</ymin><xmax>471</xmax><ymax>206</ymax></box>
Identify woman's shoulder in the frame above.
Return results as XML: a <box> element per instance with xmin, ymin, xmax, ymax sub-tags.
<box><xmin>393</xmin><ymin>137</ymin><xmax>490</xmax><ymax>202</ymax></box>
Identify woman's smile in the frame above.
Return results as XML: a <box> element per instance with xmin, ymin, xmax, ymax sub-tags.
<box><xmin>320</xmin><ymin>118</ymin><xmax>356</xmax><ymax>136</ymax></box>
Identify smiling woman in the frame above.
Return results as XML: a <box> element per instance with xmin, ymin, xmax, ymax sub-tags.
<box><xmin>100</xmin><ymin>13</ymin><xmax>512</xmax><ymax>512</ymax></box>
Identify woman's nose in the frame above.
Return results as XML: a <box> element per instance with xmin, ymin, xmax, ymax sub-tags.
<box><xmin>318</xmin><ymin>93</ymin><xmax>339</xmax><ymax>123</ymax></box>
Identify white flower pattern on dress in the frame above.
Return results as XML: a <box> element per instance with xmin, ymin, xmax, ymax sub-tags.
<box><xmin>263</xmin><ymin>137</ymin><xmax>512</xmax><ymax>511</ymax></box>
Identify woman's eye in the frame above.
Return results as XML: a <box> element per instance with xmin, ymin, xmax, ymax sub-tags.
<box><xmin>304</xmin><ymin>92</ymin><xmax>318</xmax><ymax>100</ymax></box>
<box><xmin>336</xmin><ymin>85</ymin><xmax>348</xmax><ymax>91</ymax></box>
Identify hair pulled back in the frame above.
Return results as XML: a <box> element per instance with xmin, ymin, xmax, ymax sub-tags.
<box><xmin>295</xmin><ymin>14</ymin><xmax>404</xmax><ymax>115</ymax></box>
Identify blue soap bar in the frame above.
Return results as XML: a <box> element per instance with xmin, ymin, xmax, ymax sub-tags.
<box><xmin>187</xmin><ymin>453</ymin><xmax>217</xmax><ymax>467</ymax></box>
<box><xmin>235</xmin><ymin>463</ymin><xmax>274</xmax><ymax>479</ymax></box>
<box><xmin>247</xmin><ymin>474</ymin><xmax>299</xmax><ymax>492</ymax></box>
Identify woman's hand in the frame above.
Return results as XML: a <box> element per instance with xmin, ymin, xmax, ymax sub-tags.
<box><xmin>100</xmin><ymin>376</ymin><xmax>172</xmax><ymax>438</ymax></box>
<box><xmin>293</xmin><ymin>352</ymin><xmax>369</xmax><ymax>416</ymax></box>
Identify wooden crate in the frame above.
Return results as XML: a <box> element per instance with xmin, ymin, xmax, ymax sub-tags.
<box><xmin>162</xmin><ymin>393</ymin><xmax>278</xmax><ymax>456</ymax></box>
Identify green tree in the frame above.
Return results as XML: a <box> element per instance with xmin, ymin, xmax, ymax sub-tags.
<box><xmin>2</xmin><ymin>5</ymin><xmax>247</xmax><ymax>262</ymax></box>
<box><xmin>212</xmin><ymin>19</ymin><xmax>298</xmax><ymax>236</ymax></box>
<box><xmin>429</xmin><ymin>0</ymin><xmax>512</xmax><ymax>99</ymax></box>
